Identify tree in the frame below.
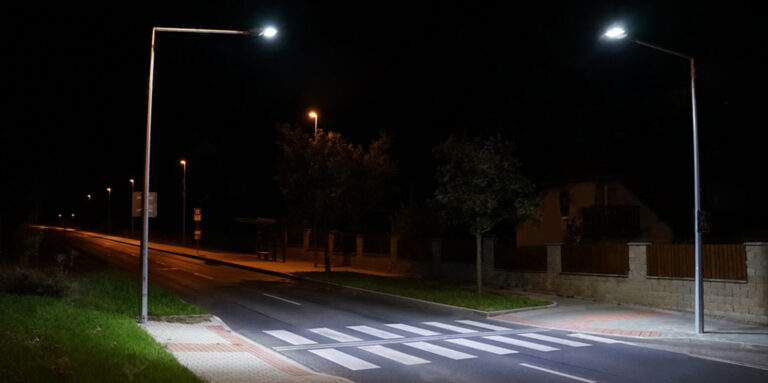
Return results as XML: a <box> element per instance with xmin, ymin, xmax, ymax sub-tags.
<box><xmin>434</xmin><ymin>134</ymin><xmax>539</xmax><ymax>294</ymax></box>
<box><xmin>275</xmin><ymin>124</ymin><xmax>396</xmax><ymax>272</ymax></box>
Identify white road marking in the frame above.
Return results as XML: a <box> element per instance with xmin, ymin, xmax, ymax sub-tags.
<box><xmin>455</xmin><ymin>320</ymin><xmax>512</xmax><ymax>331</ymax></box>
<box><xmin>310</xmin><ymin>328</ymin><xmax>362</xmax><ymax>342</ymax></box>
<box><xmin>569</xmin><ymin>333</ymin><xmax>622</xmax><ymax>344</ymax></box>
<box><xmin>263</xmin><ymin>330</ymin><xmax>317</xmax><ymax>345</ymax></box>
<box><xmin>403</xmin><ymin>341</ymin><xmax>476</xmax><ymax>360</ymax></box>
<box><xmin>262</xmin><ymin>293</ymin><xmax>302</xmax><ymax>306</ymax></box>
<box><xmin>519</xmin><ymin>333</ymin><xmax>591</xmax><ymax>347</ymax></box>
<box><xmin>386</xmin><ymin>323</ymin><xmax>441</xmax><ymax>336</ymax></box>
<box><xmin>309</xmin><ymin>348</ymin><xmax>379</xmax><ymax>370</ymax></box>
<box><xmin>445</xmin><ymin>338</ymin><xmax>518</xmax><ymax>355</ymax></box>
<box><xmin>347</xmin><ymin>326</ymin><xmax>403</xmax><ymax>339</ymax></box>
<box><xmin>193</xmin><ymin>272</ymin><xmax>214</xmax><ymax>280</ymax></box>
<box><xmin>423</xmin><ymin>322</ymin><xmax>477</xmax><ymax>334</ymax></box>
<box><xmin>520</xmin><ymin>363</ymin><xmax>596</xmax><ymax>383</ymax></box>
<box><xmin>359</xmin><ymin>345</ymin><xmax>430</xmax><ymax>365</ymax></box>
<box><xmin>484</xmin><ymin>336</ymin><xmax>559</xmax><ymax>352</ymax></box>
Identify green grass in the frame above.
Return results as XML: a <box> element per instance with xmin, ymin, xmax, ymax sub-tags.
<box><xmin>0</xmin><ymin>270</ymin><xmax>207</xmax><ymax>383</ymax></box>
<box><xmin>297</xmin><ymin>272</ymin><xmax>550</xmax><ymax>312</ymax></box>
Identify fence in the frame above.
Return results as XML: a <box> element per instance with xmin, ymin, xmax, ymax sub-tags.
<box><xmin>646</xmin><ymin>244</ymin><xmax>747</xmax><ymax>281</ymax></box>
<box><xmin>398</xmin><ymin>237</ymin><xmax>432</xmax><ymax>261</ymax></box>
<box><xmin>495</xmin><ymin>243</ymin><xmax>547</xmax><ymax>272</ymax></box>
<box><xmin>561</xmin><ymin>244</ymin><xmax>629</xmax><ymax>275</ymax></box>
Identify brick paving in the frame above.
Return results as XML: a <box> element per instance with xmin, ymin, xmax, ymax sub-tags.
<box><xmin>497</xmin><ymin>310</ymin><xmax>670</xmax><ymax>337</ymax></box>
<box><xmin>142</xmin><ymin>317</ymin><xmax>351</xmax><ymax>383</ymax></box>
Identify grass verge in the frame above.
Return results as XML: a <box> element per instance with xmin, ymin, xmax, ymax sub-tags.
<box><xmin>0</xmin><ymin>270</ymin><xmax>207</xmax><ymax>383</ymax></box>
<box><xmin>297</xmin><ymin>271</ymin><xmax>549</xmax><ymax>312</ymax></box>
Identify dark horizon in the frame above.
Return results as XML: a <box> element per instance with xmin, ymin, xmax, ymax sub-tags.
<box><xmin>5</xmin><ymin>1</ymin><xmax>767</xmax><ymax>241</ymax></box>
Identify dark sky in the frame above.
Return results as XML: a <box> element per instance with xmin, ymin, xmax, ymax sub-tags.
<box><xmin>5</xmin><ymin>1</ymin><xmax>767</xmax><ymax>240</ymax></box>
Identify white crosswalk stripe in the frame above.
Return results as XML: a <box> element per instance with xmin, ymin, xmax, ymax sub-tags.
<box><xmin>309</xmin><ymin>348</ymin><xmax>379</xmax><ymax>370</ymax></box>
<box><xmin>519</xmin><ymin>333</ymin><xmax>591</xmax><ymax>347</ymax></box>
<box><xmin>386</xmin><ymin>323</ymin><xmax>441</xmax><ymax>336</ymax></box>
<box><xmin>484</xmin><ymin>335</ymin><xmax>559</xmax><ymax>352</ymax></box>
<box><xmin>423</xmin><ymin>321</ymin><xmax>477</xmax><ymax>333</ymax></box>
<box><xmin>359</xmin><ymin>345</ymin><xmax>430</xmax><ymax>365</ymax></box>
<box><xmin>263</xmin><ymin>330</ymin><xmax>317</xmax><ymax>345</ymax></box>
<box><xmin>568</xmin><ymin>333</ymin><xmax>622</xmax><ymax>344</ymax></box>
<box><xmin>445</xmin><ymin>338</ymin><xmax>518</xmax><ymax>355</ymax></box>
<box><xmin>265</xmin><ymin>322</ymin><xmax>626</xmax><ymax>372</ymax></box>
<box><xmin>309</xmin><ymin>328</ymin><xmax>362</xmax><ymax>342</ymax></box>
<box><xmin>347</xmin><ymin>325</ymin><xmax>404</xmax><ymax>339</ymax></box>
<box><xmin>404</xmin><ymin>341</ymin><xmax>476</xmax><ymax>360</ymax></box>
<box><xmin>455</xmin><ymin>320</ymin><xmax>512</xmax><ymax>331</ymax></box>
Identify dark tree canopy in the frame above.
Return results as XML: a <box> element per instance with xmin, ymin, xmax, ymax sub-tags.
<box><xmin>434</xmin><ymin>134</ymin><xmax>540</xmax><ymax>237</ymax></box>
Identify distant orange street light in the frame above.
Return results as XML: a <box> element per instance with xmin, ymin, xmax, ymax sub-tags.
<box><xmin>309</xmin><ymin>111</ymin><xmax>318</xmax><ymax>142</ymax></box>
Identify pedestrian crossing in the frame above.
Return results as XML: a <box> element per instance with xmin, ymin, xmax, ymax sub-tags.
<box><xmin>262</xmin><ymin>320</ymin><xmax>623</xmax><ymax>371</ymax></box>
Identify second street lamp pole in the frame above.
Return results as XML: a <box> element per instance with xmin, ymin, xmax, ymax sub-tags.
<box><xmin>140</xmin><ymin>26</ymin><xmax>277</xmax><ymax>323</ymax></box>
<box><xmin>604</xmin><ymin>27</ymin><xmax>704</xmax><ymax>334</ymax></box>
<box><xmin>130</xmin><ymin>179</ymin><xmax>135</xmax><ymax>237</ymax></box>
<box><xmin>180</xmin><ymin>160</ymin><xmax>186</xmax><ymax>243</ymax></box>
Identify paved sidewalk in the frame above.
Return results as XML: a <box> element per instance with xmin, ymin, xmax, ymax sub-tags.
<box><xmin>492</xmin><ymin>291</ymin><xmax>768</xmax><ymax>347</ymax></box>
<box><xmin>142</xmin><ymin>316</ymin><xmax>351</xmax><ymax>383</ymax></box>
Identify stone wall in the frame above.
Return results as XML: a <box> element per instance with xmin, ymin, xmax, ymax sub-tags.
<box><xmin>283</xmin><ymin>231</ymin><xmax>768</xmax><ymax>325</ymax></box>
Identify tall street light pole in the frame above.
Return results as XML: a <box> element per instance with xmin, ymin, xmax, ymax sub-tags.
<box><xmin>180</xmin><ymin>160</ymin><xmax>187</xmax><ymax>243</ymax></box>
<box><xmin>604</xmin><ymin>26</ymin><xmax>704</xmax><ymax>334</ymax></box>
<box><xmin>106</xmin><ymin>187</ymin><xmax>112</xmax><ymax>234</ymax></box>
<box><xmin>130</xmin><ymin>179</ymin><xmax>135</xmax><ymax>237</ymax></box>
<box><xmin>140</xmin><ymin>25</ymin><xmax>277</xmax><ymax>323</ymax></box>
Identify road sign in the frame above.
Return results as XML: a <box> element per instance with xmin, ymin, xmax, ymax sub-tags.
<box><xmin>132</xmin><ymin>192</ymin><xmax>158</xmax><ymax>218</ymax></box>
<box><xmin>194</xmin><ymin>208</ymin><xmax>201</xmax><ymax>222</ymax></box>
<box><xmin>698</xmin><ymin>210</ymin><xmax>710</xmax><ymax>233</ymax></box>
<box><xmin>194</xmin><ymin>230</ymin><xmax>201</xmax><ymax>240</ymax></box>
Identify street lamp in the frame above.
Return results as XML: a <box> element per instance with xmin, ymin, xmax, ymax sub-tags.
<box><xmin>139</xmin><ymin>25</ymin><xmax>277</xmax><ymax>323</ymax></box>
<box><xmin>106</xmin><ymin>187</ymin><xmax>112</xmax><ymax>234</ymax></box>
<box><xmin>309</xmin><ymin>111</ymin><xmax>318</xmax><ymax>142</ymax></box>
<box><xmin>130</xmin><ymin>179</ymin><xmax>135</xmax><ymax>236</ymax></box>
<box><xmin>604</xmin><ymin>25</ymin><xmax>704</xmax><ymax>334</ymax></box>
<box><xmin>180</xmin><ymin>160</ymin><xmax>186</xmax><ymax>243</ymax></box>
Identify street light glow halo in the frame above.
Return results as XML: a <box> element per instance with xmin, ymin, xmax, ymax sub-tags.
<box><xmin>261</xmin><ymin>27</ymin><xmax>278</xmax><ymax>38</ymax></box>
<box><xmin>605</xmin><ymin>26</ymin><xmax>627</xmax><ymax>39</ymax></box>
<box><xmin>309</xmin><ymin>111</ymin><xmax>317</xmax><ymax>118</ymax></box>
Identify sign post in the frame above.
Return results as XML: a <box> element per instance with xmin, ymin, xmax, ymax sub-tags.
<box><xmin>194</xmin><ymin>208</ymin><xmax>201</xmax><ymax>255</ymax></box>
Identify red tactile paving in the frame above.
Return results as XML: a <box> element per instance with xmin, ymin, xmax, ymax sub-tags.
<box><xmin>497</xmin><ymin>310</ymin><xmax>668</xmax><ymax>337</ymax></box>
<box><xmin>165</xmin><ymin>325</ymin><xmax>313</xmax><ymax>376</ymax></box>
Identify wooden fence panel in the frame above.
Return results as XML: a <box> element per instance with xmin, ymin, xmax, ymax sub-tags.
<box><xmin>646</xmin><ymin>244</ymin><xmax>746</xmax><ymax>281</ymax></box>
<box><xmin>561</xmin><ymin>244</ymin><xmax>629</xmax><ymax>275</ymax></box>
<box><xmin>495</xmin><ymin>244</ymin><xmax>547</xmax><ymax>272</ymax></box>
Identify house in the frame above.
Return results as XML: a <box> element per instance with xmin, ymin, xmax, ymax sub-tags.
<box><xmin>516</xmin><ymin>181</ymin><xmax>673</xmax><ymax>245</ymax></box>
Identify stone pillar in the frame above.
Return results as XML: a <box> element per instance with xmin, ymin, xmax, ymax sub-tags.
<box><xmin>745</xmin><ymin>242</ymin><xmax>768</xmax><ymax>279</ymax></box>
<box><xmin>356</xmin><ymin>234</ymin><xmax>364</xmax><ymax>258</ymax></box>
<box><xmin>627</xmin><ymin>242</ymin><xmax>651</xmax><ymax>281</ymax></box>
<box><xmin>431</xmin><ymin>239</ymin><xmax>441</xmax><ymax>264</ymax></box>
<box><xmin>744</xmin><ymin>242</ymin><xmax>768</xmax><ymax>324</ymax></box>
<box><xmin>390</xmin><ymin>234</ymin><xmax>400</xmax><ymax>260</ymax></box>
<box><xmin>302</xmin><ymin>228</ymin><xmax>311</xmax><ymax>252</ymax></box>
<box><xmin>545</xmin><ymin>243</ymin><xmax>562</xmax><ymax>290</ymax></box>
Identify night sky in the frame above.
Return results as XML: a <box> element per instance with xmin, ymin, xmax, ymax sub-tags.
<box><xmin>5</xmin><ymin>1</ymin><xmax>767</xmax><ymax>240</ymax></box>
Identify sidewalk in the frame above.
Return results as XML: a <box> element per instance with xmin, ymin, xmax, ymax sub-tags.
<box><xmin>141</xmin><ymin>316</ymin><xmax>351</xmax><ymax>383</ymax></box>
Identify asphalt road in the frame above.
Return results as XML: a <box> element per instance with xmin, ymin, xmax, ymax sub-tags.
<box><xmin>61</xmin><ymin>230</ymin><xmax>768</xmax><ymax>383</ymax></box>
